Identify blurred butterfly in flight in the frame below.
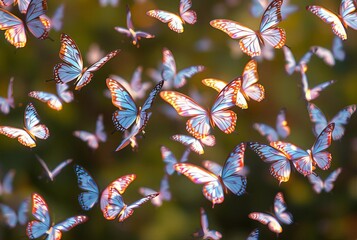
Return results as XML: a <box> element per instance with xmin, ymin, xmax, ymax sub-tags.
<box><xmin>104</xmin><ymin>66</ymin><xmax>152</xmax><ymax>100</ymax></box>
<box><xmin>161</xmin><ymin>48</ymin><xmax>205</xmax><ymax>89</ymax></box>
<box><xmin>0</xmin><ymin>103</ymin><xmax>49</xmax><ymax>148</ymax></box>
<box><xmin>193</xmin><ymin>208</ymin><xmax>222</xmax><ymax>240</ymax></box>
<box><xmin>160</xmin><ymin>78</ymin><xmax>240</xmax><ymax>139</ymax></box>
<box><xmin>253</xmin><ymin>108</ymin><xmax>290</xmax><ymax>142</ymax></box>
<box><xmin>35</xmin><ymin>155</ymin><xmax>73</xmax><ymax>181</ymax></box>
<box><xmin>0</xmin><ymin>197</ymin><xmax>29</xmax><ymax>228</ymax></box>
<box><xmin>0</xmin><ymin>77</ymin><xmax>15</xmax><ymax>114</ymax></box>
<box><xmin>139</xmin><ymin>175</ymin><xmax>171</xmax><ymax>207</ymax></box>
<box><xmin>161</xmin><ymin>145</ymin><xmax>189</xmax><ymax>176</ymax></box>
<box><xmin>210</xmin><ymin>0</ymin><xmax>286</xmax><ymax>57</ymax></box>
<box><xmin>73</xmin><ymin>114</ymin><xmax>107</xmax><ymax>150</ymax></box>
<box><xmin>202</xmin><ymin>59</ymin><xmax>263</xmax><ymax>109</ymax></box>
<box><xmin>28</xmin><ymin>82</ymin><xmax>74</xmax><ymax>111</ymax></box>
<box><xmin>53</xmin><ymin>33</ymin><xmax>120</xmax><ymax>90</ymax></box>
<box><xmin>282</xmin><ymin>46</ymin><xmax>335</xmax><ymax>75</ymax></box>
<box><xmin>43</xmin><ymin>3</ymin><xmax>65</xmax><ymax>32</ymax></box>
<box><xmin>106</xmin><ymin>78</ymin><xmax>164</xmax><ymax>133</ymax></box>
<box><xmin>249</xmin><ymin>192</ymin><xmax>293</xmax><ymax>234</ymax></box>
<box><xmin>99</xmin><ymin>0</ymin><xmax>118</xmax><ymax>7</ymax></box>
<box><xmin>246</xmin><ymin>228</ymin><xmax>259</xmax><ymax>240</ymax></box>
<box><xmin>115</xmin><ymin>5</ymin><xmax>155</xmax><ymax>46</ymax></box>
<box><xmin>332</xmin><ymin>36</ymin><xmax>345</xmax><ymax>61</ymax></box>
<box><xmin>174</xmin><ymin>142</ymin><xmax>247</xmax><ymax>206</ymax></box>
<box><xmin>0</xmin><ymin>169</ymin><xmax>15</xmax><ymax>195</ymax></box>
<box><xmin>306</xmin><ymin>0</ymin><xmax>357</xmax><ymax>40</ymax></box>
<box><xmin>171</xmin><ymin>134</ymin><xmax>216</xmax><ymax>155</ymax></box>
<box><xmin>146</xmin><ymin>0</ymin><xmax>197</xmax><ymax>33</ymax></box>
<box><xmin>250</xmin><ymin>0</ymin><xmax>298</xmax><ymax>20</ymax></box>
<box><xmin>299</xmin><ymin>69</ymin><xmax>336</xmax><ymax>102</ymax></box>
<box><xmin>307</xmin><ymin>168</ymin><xmax>342</xmax><ymax>194</ymax></box>
<box><xmin>0</xmin><ymin>0</ymin><xmax>51</xmax><ymax>48</ymax></box>
<box><xmin>26</xmin><ymin>193</ymin><xmax>88</xmax><ymax>240</ymax></box>
<box><xmin>307</xmin><ymin>103</ymin><xmax>356</xmax><ymax>140</ymax></box>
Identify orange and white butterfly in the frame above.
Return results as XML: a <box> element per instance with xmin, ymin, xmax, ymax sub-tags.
<box><xmin>0</xmin><ymin>77</ymin><xmax>15</xmax><ymax>115</ymax></box>
<box><xmin>210</xmin><ymin>0</ymin><xmax>286</xmax><ymax>57</ymax></box>
<box><xmin>202</xmin><ymin>60</ymin><xmax>263</xmax><ymax>109</ymax></box>
<box><xmin>306</xmin><ymin>0</ymin><xmax>357</xmax><ymax>40</ymax></box>
<box><xmin>28</xmin><ymin>83</ymin><xmax>74</xmax><ymax>111</ymax></box>
<box><xmin>146</xmin><ymin>0</ymin><xmax>197</xmax><ymax>33</ymax></box>
<box><xmin>171</xmin><ymin>134</ymin><xmax>216</xmax><ymax>155</ymax></box>
<box><xmin>73</xmin><ymin>114</ymin><xmax>107</xmax><ymax>150</ymax></box>
<box><xmin>0</xmin><ymin>103</ymin><xmax>49</xmax><ymax>148</ymax></box>
<box><xmin>160</xmin><ymin>78</ymin><xmax>240</xmax><ymax>139</ymax></box>
<box><xmin>249</xmin><ymin>192</ymin><xmax>293</xmax><ymax>234</ymax></box>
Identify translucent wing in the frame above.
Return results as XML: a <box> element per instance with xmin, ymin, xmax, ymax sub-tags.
<box><xmin>161</xmin><ymin>145</ymin><xmax>178</xmax><ymax>175</ymax></box>
<box><xmin>0</xmin><ymin>77</ymin><xmax>14</xmax><ymax>114</ymax></box>
<box><xmin>26</xmin><ymin>193</ymin><xmax>51</xmax><ymax>239</ymax></box>
<box><xmin>179</xmin><ymin>0</ymin><xmax>197</xmax><ymax>24</ymax></box>
<box><xmin>323</xmin><ymin>167</ymin><xmax>342</xmax><ymax>192</ymax></box>
<box><xmin>276</xmin><ymin>108</ymin><xmax>290</xmax><ymax>139</ymax></box>
<box><xmin>130</xmin><ymin>66</ymin><xmax>152</xmax><ymax>99</ymax></box>
<box><xmin>199</xmin><ymin>207</ymin><xmax>222</xmax><ymax>240</ymax></box>
<box><xmin>330</xmin><ymin>104</ymin><xmax>356</xmax><ymax>140</ymax></box>
<box><xmin>0</xmin><ymin>204</ymin><xmax>17</xmax><ymax>227</ymax></box>
<box><xmin>95</xmin><ymin>114</ymin><xmax>107</xmax><ymax>143</ymax></box>
<box><xmin>274</xmin><ymin>192</ymin><xmax>293</xmax><ymax>225</ymax></box>
<box><xmin>73</xmin><ymin>165</ymin><xmax>99</xmax><ymax>211</ymax></box>
<box><xmin>240</xmin><ymin>59</ymin><xmax>264</xmax><ymax>106</ymax></box>
<box><xmin>340</xmin><ymin>0</ymin><xmax>357</xmax><ymax>30</ymax></box>
<box><xmin>50</xmin><ymin>3</ymin><xmax>64</xmax><ymax>31</ymax></box>
<box><xmin>250</xmin><ymin>0</ymin><xmax>267</xmax><ymax>18</ymax></box>
<box><xmin>18</xmin><ymin>197</ymin><xmax>30</xmax><ymax>225</ymax></box>
<box><xmin>202</xmin><ymin>160</ymin><xmax>222</xmax><ymax>176</ymax></box>
<box><xmin>50</xmin><ymin>159</ymin><xmax>73</xmax><ymax>181</ymax></box>
<box><xmin>159</xmin><ymin>175</ymin><xmax>171</xmax><ymax>202</ymax></box>
<box><xmin>246</xmin><ymin>228</ymin><xmax>260</xmax><ymax>240</ymax></box>
<box><xmin>311</xmin><ymin>46</ymin><xmax>335</xmax><ymax>66</ymax></box>
<box><xmin>310</xmin><ymin>123</ymin><xmax>334</xmax><ymax>170</ymax></box>
<box><xmin>174</xmin><ymin>65</ymin><xmax>205</xmax><ymax>89</ymax></box>
<box><xmin>307</xmin><ymin>173</ymin><xmax>324</xmax><ymax>194</ymax></box>
<box><xmin>253</xmin><ymin>123</ymin><xmax>279</xmax><ymax>142</ymax></box>
<box><xmin>0</xmin><ymin>126</ymin><xmax>36</xmax><ymax>148</ymax></box>
<box><xmin>306</xmin><ymin>5</ymin><xmax>347</xmax><ymax>40</ymax></box>
<box><xmin>202</xmin><ymin>78</ymin><xmax>227</xmax><ymax>93</ymax></box>
<box><xmin>171</xmin><ymin>134</ymin><xmax>214</xmax><ymax>155</ymax></box>
<box><xmin>53</xmin><ymin>215</ymin><xmax>88</xmax><ymax>232</ymax></box>
<box><xmin>307</xmin><ymin>103</ymin><xmax>328</xmax><ymax>138</ymax></box>
<box><xmin>306</xmin><ymin>79</ymin><xmax>336</xmax><ymax>102</ymax></box>
<box><xmin>248</xmin><ymin>212</ymin><xmax>282</xmax><ymax>234</ymax></box>
<box><xmin>332</xmin><ymin>36</ymin><xmax>345</xmax><ymax>61</ymax></box>
<box><xmin>101</xmin><ymin>186</ymin><xmax>125</xmax><ymax>220</ymax></box>
<box><xmin>1</xmin><ymin>169</ymin><xmax>15</xmax><ymax>195</ymax></box>
<box><xmin>25</xmin><ymin>0</ymin><xmax>51</xmax><ymax>40</ymax></box>
<box><xmin>161</xmin><ymin>48</ymin><xmax>177</xmax><ymax>87</ymax></box>
<box><xmin>73</xmin><ymin>131</ymin><xmax>99</xmax><ymax>150</ymax></box>
<box><xmin>146</xmin><ymin>10</ymin><xmax>185</xmax><ymax>33</ymax></box>
<box><xmin>24</xmin><ymin>103</ymin><xmax>49</xmax><ymax>140</ymax></box>
<box><xmin>28</xmin><ymin>91</ymin><xmax>63</xmax><ymax>111</ymax></box>
<box><xmin>141</xmin><ymin>80</ymin><xmax>164</xmax><ymax>114</ymax></box>
<box><xmin>56</xmin><ymin>83</ymin><xmax>74</xmax><ymax>103</ymax></box>
<box><xmin>0</xmin><ymin>9</ymin><xmax>27</xmax><ymax>48</ymax></box>
<box><xmin>174</xmin><ymin>163</ymin><xmax>224</xmax><ymax>206</ymax></box>
<box><xmin>282</xmin><ymin>46</ymin><xmax>296</xmax><ymax>75</ymax></box>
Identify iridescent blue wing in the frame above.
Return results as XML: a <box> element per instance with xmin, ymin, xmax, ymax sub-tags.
<box><xmin>53</xmin><ymin>215</ymin><xmax>88</xmax><ymax>232</ymax></box>
<box><xmin>18</xmin><ymin>197</ymin><xmax>30</xmax><ymax>225</ymax></box>
<box><xmin>274</xmin><ymin>192</ymin><xmax>293</xmax><ymax>225</ymax></box>
<box><xmin>25</xmin><ymin>0</ymin><xmax>50</xmax><ymax>40</ymax></box>
<box><xmin>311</xmin><ymin>123</ymin><xmax>334</xmax><ymax>170</ymax></box>
<box><xmin>253</xmin><ymin>123</ymin><xmax>279</xmax><ymax>142</ymax></box>
<box><xmin>28</xmin><ymin>91</ymin><xmax>63</xmax><ymax>111</ymax></box>
<box><xmin>24</xmin><ymin>103</ymin><xmax>49</xmax><ymax>140</ymax></box>
<box><xmin>246</xmin><ymin>228</ymin><xmax>259</xmax><ymax>240</ymax></box>
<box><xmin>0</xmin><ymin>204</ymin><xmax>17</xmax><ymax>228</ymax></box>
<box><xmin>330</xmin><ymin>104</ymin><xmax>356</xmax><ymax>140</ymax></box>
<box><xmin>102</xmin><ymin>186</ymin><xmax>125</xmax><ymax>220</ymax></box>
<box><xmin>323</xmin><ymin>167</ymin><xmax>342</xmax><ymax>192</ymax></box>
<box><xmin>161</xmin><ymin>145</ymin><xmax>178</xmax><ymax>175</ymax></box>
<box><xmin>1</xmin><ymin>169</ymin><xmax>15</xmax><ymax>195</ymax></box>
<box><xmin>141</xmin><ymin>80</ymin><xmax>164</xmax><ymax>113</ymax></box>
<box><xmin>26</xmin><ymin>193</ymin><xmax>50</xmax><ymax>239</ymax></box>
<box><xmin>73</xmin><ymin>165</ymin><xmax>99</xmax><ymax>211</ymax></box>
<box><xmin>174</xmin><ymin>65</ymin><xmax>205</xmax><ymax>89</ymax></box>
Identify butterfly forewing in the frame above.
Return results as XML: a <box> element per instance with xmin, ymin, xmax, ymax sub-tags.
<box><xmin>74</xmin><ymin>165</ymin><xmax>99</xmax><ymax>211</ymax></box>
<box><xmin>0</xmin><ymin>9</ymin><xmax>27</xmax><ymax>48</ymax></box>
<box><xmin>26</xmin><ymin>193</ymin><xmax>51</xmax><ymax>239</ymax></box>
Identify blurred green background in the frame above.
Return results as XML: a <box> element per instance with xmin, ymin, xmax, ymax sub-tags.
<box><xmin>0</xmin><ymin>0</ymin><xmax>356</xmax><ymax>239</ymax></box>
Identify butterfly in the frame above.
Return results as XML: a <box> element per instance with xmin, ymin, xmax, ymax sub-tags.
<box><xmin>0</xmin><ymin>77</ymin><xmax>15</xmax><ymax>114</ymax></box>
<box><xmin>307</xmin><ymin>168</ymin><xmax>342</xmax><ymax>194</ymax></box>
<box><xmin>115</xmin><ymin>5</ymin><xmax>155</xmax><ymax>46</ymax></box>
<box><xmin>174</xmin><ymin>142</ymin><xmax>247</xmax><ymax>206</ymax></box>
<box><xmin>246</xmin><ymin>228</ymin><xmax>260</xmax><ymax>240</ymax></box>
<box><xmin>210</xmin><ymin>0</ymin><xmax>286</xmax><ymax>57</ymax></box>
<box><xmin>0</xmin><ymin>0</ymin><xmax>30</xmax><ymax>14</ymax></box>
<box><xmin>161</xmin><ymin>48</ymin><xmax>205</xmax><ymax>89</ymax></box>
<box><xmin>53</xmin><ymin>33</ymin><xmax>120</xmax><ymax>90</ymax></box>
<box><xmin>0</xmin><ymin>0</ymin><xmax>51</xmax><ymax>48</ymax></box>
<box><xmin>73</xmin><ymin>114</ymin><xmax>107</xmax><ymax>150</ymax></box>
<box><xmin>146</xmin><ymin>0</ymin><xmax>197</xmax><ymax>33</ymax></box>
<box><xmin>26</xmin><ymin>193</ymin><xmax>88</xmax><ymax>240</ymax></box>
<box><xmin>306</xmin><ymin>0</ymin><xmax>357</xmax><ymax>40</ymax></box>
<box><xmin>202</xmin><ymin>59</ymin><xmax>263</xmax><ymax>109</ymax></box>
<box><xmin>283</xmin><ymin>46</ymin><xmax>335</xmax><ymax>75</ymax></box>
<box><xmin>248</xmin><ymin>141</ymin><xmax>300</xmax><ymax>183</ymax></box>
<box><xmin>332</xmin><ymin>36</ymin><xmax>345</xmax><ymax>61</ymax></box>
<box><xmin>106</xmin><ymin>78</ymin><xmax>164</xmax><ymax>132</ymax></box>
<box><xmin>193</xmin><ymin>208</ymin><xmax>222</xmax><ymax>240</ymax></box>
<box><xmin>171</xmin><ymin>134</ymin><xmax>216</xmax><ymax>155</ymax></box>
<box><xmin>48</xmin><ymin>4</ymin><xmax>65</xmax><ymax>32</ymax></box>
<box><xmin>139</xmin><ymin>175</ymin><xmax>171</xmax><ymax>207</ymax></box>
<box><xmin>73</xmin><ymin>164</ymin><xmax>136</xmax><ymax>213</ymax></box>
<box><xmin>160</xmin><ymin>78</ymin><xmax>240</xmax><ymax>139</ymax></box>
<box><xmin>102</xmin><ymin>184</ymin><xmax>159</xmax><ymax>222</ymax></box>
<box><xmin>86</xmin><ymin>43</ymin><xmax>105</xmax><ymax>65</ymax></box>
<box><xmin>250</xmin><ymin>0</ymin><xmax>298</xmax><ymax>20</ymax></box>
<box><xmin>271</xmin><ymin>123</ymin><xmax>335</xmax><ymax>176</ymax></box>
<box><xmin>307</xmin><ymin>103</ymin><xmax>356</xmax><ymax>140</ymax></box>
<box><xmin>99</xmin><ymin>0</ymin><xmax>118</xmax><ymax>7</ymax></box>
<box><xmin>0</xmin><ymin>197</ymin><xmax>29</xmax><ymax>228</ymax></box>
<box><xmin>35</xmin><ymin>155</ymin><xmax>73</xmax><ymax>181</ymax></box>
<box><xmin>249</xmin><ymin>192</ymin><xmax>293</xmax><ymax>234</ymax></box>
<box><xmin>0</xmin><ymin>169</ymin><xmax>15</xmax><ymax>195</ymax></box>
<box><xmin>202</xmin><ymin>160</ymin><xmax>250</xmax><ymax>177</ymax></box>
<box><xmin>253</xmin><ymin>108</ymin><xmax>290</xmax><ymax>142</ymax></box>
<box><xmin>28</xmin><ymin>82</ymin><xmax>74</xmax><ymax>111</ymax></box>
<box><xmin>105</xmin><ymin>66</ymin><xmax>152</xmax><ymax>100</ymax></box>
<box><xmin>161</xmin><ymin>145</ymin><xmax>189</xmax><ymax>175</ymax></box>
<box><xmin>0</xmin><ymin>102</ymin><xmax>49</xmax><ymax>148</ymax></box>
<box><xmin>300</xmin><ymin>70</ymin><xmax>336</xmax><ymax>102</ymax></box>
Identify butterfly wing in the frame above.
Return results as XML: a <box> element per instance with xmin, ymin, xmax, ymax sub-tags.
<box><xmin>253</xmin><ymin>123</ymin><xmax>279</xmax><ymax>142</ymax></box>
<box><xmin>307</xmin><ymin>5</ymin><xmax>347</xmax><ymax>40</ymax></box>
<box><xmin>210</xmin><ymin>19</ymin><xmax>260</xmax><ymax>57</ymax></box>
<box><xmin>171</xmin><ymin>134</ymin><xmax>205</xmax><ymax>154</ymax></box>
<box><xmin>0</xmin><ymin>204</ymin><xmax>17</xmax><ymax>227</ymax></box>
<box><xmin>276</xmin><ymin>108</ymin><xmax>290</xmax><ymax>139</ymax></box>
<box><xmin>140</xmin><ymin>80</ymin><xmax>164</xmax><ymax>114</ymax></box>
<box><xmin>307</xmin><ymin>173</ymin><xmax>324</xmax><ymax>194</ymax></box>
<box><xmin>0</xmin><ymin>9</ymin><xmax>27</xmax><ymax>48</ymax></box>
<box><xmin>1</xmin><ymin>77</ymin><xmax>14</xmax><ymax>114</ymax></box>
<box><xmin>246</xmin><ymin>228</ymin><xmax>260</xmax><ymax>240</ymax></box>
<box><xmin>202</xmin><ymin>160</ymin><xmax>222</xmax><ymax>176</ymax></box>
<box><xmin>174</xmin><ymin>65</ymin><xmax>205</xmax><ymax>89</ymax></box>
<box><xmin>0</xmin><ymin>126</ymin><xmax>36</xmax><ymax>147</ymax></box>
<box><xmin>340</xmin><ymin>0</ymin><xmax>357</xmax><ymax>30</ymax></box>
<box><xmin>50</xmin><ymin>3</ymin><xmax>64</xmax><ymax>31</ymax></box>
<box><xmin>26</xmin><ymin>193</ymin><xmax>51</xmax><ymax>239</ymax></box>
<box><xmin>179</xmin><ymin>0</ymin><xmax>197</xmax><ymax>24</ymax></box>
<box><xmin>311</xmin><ymin>123</ymin><xmax>334</xmax><ymax>170</ymax></box>
<box><xmin>324</xmin><ymin>167</ymin><xmax>342</xmax><ymax>192</ymax></box>
<box><xmin>95</xmin><ymin>114</ymin><xmax>107</xmax><ymax>143</ymax></box>
<box><xmin>25</xmin><ymin>0</ymin><xmax>51</xmax><ymax>40</ymax></box>
<box><xmin>18</xmin><ymin>197</ymin><xmax>30</xmax><ymax>225</ymax></box>
<box><xmin>73</xmin><ymin>131</ymin><xmax>99</xmax><ymax>150</ymax></box>
<box><xmin>307</xmin><ymin>103</ymin><xmax>329</xmax><ymax>137</ymax></box>
<box><xmin>73</xmin><ymin>165</ymin><xmax>99</xmax><ymax>211</ymax></box>
<box><xmin>28</xmin><ymin>91</ymin><xmax>63</xmax><ymax>111</ymax></box>
<box><xmin>332</xmin><ymin>36</ymin><xmax>345</xmax><ymax>61</ymax></box>
<box><xmin>330</xmin><ymin>104</ymin><xmax>356</xmax><ymax>140</ymax></box>
<box><xmin>53</xmin><ymin>215</ymin><xmax>88</xmax><ymax>233</ymax></box>
<box><xmin>307</xmin><ymin>79</ymin><xmax>336</xmax><ymax>102</ymax></box>
<box><xmin>248</xmin><ymin>212</ymin><xmax>282</xmax><ymax>234</ymax></box>
<box><xmin>1</xmin><ymin>169</ymin><xmax>15</xmax><ymax>195</ymax></box>
<box><xmin>282</xmin><ymin>46</ymin><xmax>296</xmax><ymax>75</ymax></box>
<box><xmin>146</xmin><ymin>10</ymin><xmax>184</xmax><ymax>33</ymax></box>
<box><xmin>24</xmin><ymin>103</ymin><xmax>49</xmax><ymax>140</ymax></box>
<box><xmin>50</xmin><ymin>159</ymin><xmax>73</xmax><ymax>180</ymax></box>
<box><xmin>161</xmin><ymin>145</ymin><xmax>178</xmax><ymax>175</ymax></box>
<box><xmin>201</xmin><ymin>78</ymin><xmax>227</xmax><ymax>93</ymax></box>
<box><xmin>174</xmin><ymin>163</ymin><xmax>224</xmax><ymax>205</ymax></box>
<box><xmin>159</xmin><ymin>175</ymin><xmax>171</xmax><ymax>202</ymax></box>
<box><xmin>240</xmin><ymin>59</ymin><xmax>264</xmax><ymax>106</ymax></box>
<box><xmin>274</xmin><ymin>192</ymin><xmax>293</xmax><ymax>225</ymax></box>
<box><xmin>161</xmin><ymin>48</ymin><xmax>177</xmax><ymax>87</ymax></box>
<box><xmin>56</xmin><ymin>83</ymin><xmax>74</xmax><ymax>103</ymax></box>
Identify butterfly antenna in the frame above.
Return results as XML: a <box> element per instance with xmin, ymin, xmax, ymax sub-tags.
<box><xmin>111</xmin><ymin>129</ymin><xmax>118</xmax><ymax>135</ymax></box>
<box><xmin>45</xmin><ymin>78</ymin><xmax>55</xmax><ymax>82</ymax></box>
<box><xmin>47</xmin><ymin>35</ymin><xmax>54</xmax><ymax>42</ymax></box>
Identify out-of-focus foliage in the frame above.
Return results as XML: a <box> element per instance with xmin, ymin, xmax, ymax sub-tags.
<box><xmin>0</xmin><ymin>0</ymin><xmax>356</xmax><ymax>239</ymax></box>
